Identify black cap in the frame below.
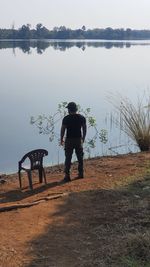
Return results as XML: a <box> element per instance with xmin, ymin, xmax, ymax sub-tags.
<box><xmin>66</xmin><ymin>102</ymin><xmax>78</xmax><ymax>112</ymax></box>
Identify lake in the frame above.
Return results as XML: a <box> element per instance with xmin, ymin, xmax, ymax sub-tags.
<box><xmin>0</xmin><ymin>39</ymin><xmax>150</xmax><ymax>174</ymax></box>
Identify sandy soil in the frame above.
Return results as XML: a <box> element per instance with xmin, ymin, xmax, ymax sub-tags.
<box><xmin>0</xmin><ymin>152</ymin><xmax>150</xmax><ymax>267</ymax></box>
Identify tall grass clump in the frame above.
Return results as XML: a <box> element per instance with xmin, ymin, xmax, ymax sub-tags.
<box><xmin>110</xmin><ymin>93</ymin><xmax>150</xmax><ymax>152</ymax></box>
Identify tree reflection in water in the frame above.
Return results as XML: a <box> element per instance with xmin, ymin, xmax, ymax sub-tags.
<box><xmin>0</xmin><ymin>40</ymin><xmax>150</xmax><ymax>54</ymax></box>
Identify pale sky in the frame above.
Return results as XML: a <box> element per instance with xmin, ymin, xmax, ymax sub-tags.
<box><xmin>0</xmin><ymin>0</ymin><xmax>150</xmax><ymax>30</ymax></box>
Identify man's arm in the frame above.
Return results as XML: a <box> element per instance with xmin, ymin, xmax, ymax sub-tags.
<box><xmin>82</xmin><ymin>122</ymin><xmax>87</xmax><ymax>143</ymax></box>
<box><xmin>60</xmin><ymin>124</ymin><xmax>66</xmax><ymax>146</ymax></box>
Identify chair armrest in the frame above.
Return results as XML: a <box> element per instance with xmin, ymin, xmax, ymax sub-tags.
<box><xmin>18</xmin><ymin>157</ymin><xmax>27</xmax><ymax>170</ymax></box>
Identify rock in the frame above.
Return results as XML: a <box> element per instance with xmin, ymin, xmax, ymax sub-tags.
<box><xmin>134</xmin><ymin>194</ymin><xmax>140</xmax><ymax>198</ymax></box>
<box><xmin>143</xmin><ymin>186</ymin><xmax>150</xmax><ymax>191</ymax></box>
<box><xmin>0</xmin><ymin>174</ymin><xmax>6</xmax><ymax>179</ymax></box>
<box><xmin>0</xmin><ymin>179</ymin><xmax>7</xmax><ymax>184</ymax></box>
<box><xmin>0</xmin><ymin>174</ymin><xmax>7</xmax><ymax>184</ymax></box>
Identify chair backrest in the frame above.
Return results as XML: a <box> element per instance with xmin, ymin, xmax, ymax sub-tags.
<box><xmin>19</xmin><ymin>149</ymin><xmax>48</xmax><ymax>170</ymax></box>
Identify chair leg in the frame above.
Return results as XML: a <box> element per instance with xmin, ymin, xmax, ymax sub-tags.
<box><xmin>27</xmin><ymin>171</ymin><xmax>33</xmax><ymax>190</ymax></box>
<box><xmin>43</xmin><ymin>168</ymin><xmax>47</xmax><ymax>184</ymax></box>
<box><xmin>39</xmin><ymin>168</ymin><xmax>43</xmax><ymax>183</ymax></box>
<box><xmin>18</xmin><ymin>171</ymin><xmax>22</xmax><ymax>189</ymax></box>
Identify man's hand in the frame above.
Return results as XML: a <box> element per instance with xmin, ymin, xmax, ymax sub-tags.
<box><xmin>81</xmin><ymin>138</ymin><xmax>84</xmax><ymax>144</ymax></box>
<box><xmin>60</xmin><ymin>139</ymin><xmax>64</xmax><ymax>146</ymax></box>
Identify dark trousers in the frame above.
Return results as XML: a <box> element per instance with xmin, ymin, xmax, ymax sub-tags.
<box><xmin>64</xmin><ymin>138</ymin><xmax>84</xmax><ymax>176</ymax></box>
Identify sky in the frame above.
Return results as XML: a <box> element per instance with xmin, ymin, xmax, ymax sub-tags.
<box><xmin>0</xmin><ymin>0</ymin><xmax>150</xmax><ymax>30</ymax></box>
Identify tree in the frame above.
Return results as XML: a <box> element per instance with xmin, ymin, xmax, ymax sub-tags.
<box><xmin>82</xmin><ymin>25</ymin><xmax>86</xmax><ymax>31</ymax></box>
<box><xmin>30</xmin><ymin>102</ymin><xmax>108</xmax><ymax>157</ymax></box>
<box><xmin>36</xmin><ymin>23</ymin><xmax>49</xmax><ymax>38</ymax></box>
<box><xmin>18</xmin><ymin>24</ymin><xmax>31</xmax><ymax>39</ymax></box>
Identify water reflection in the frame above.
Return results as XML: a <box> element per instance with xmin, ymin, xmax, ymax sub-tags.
<box><xmin>0</xmin><ymin>40</ymin><xmax>150</xmax><ymax>54</ymax></box>
<box><xmin>0</xmin><ymin>39</ymin><xmax>150</xmax><ymax>173</ymax></box>
<box><xmin>0</xmin><ymin>40</ymin><xmax>50</xmax><ymax>54</ymax></box>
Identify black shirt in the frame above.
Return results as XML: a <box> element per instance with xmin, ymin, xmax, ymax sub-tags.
<box><xmin>62</xmin><ymin>114</ymin><xmax>86</xmax><ymax>138</ymax></box>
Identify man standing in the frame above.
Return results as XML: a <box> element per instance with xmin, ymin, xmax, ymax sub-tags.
<box><xmin>60</xmin><ymin>102</ymin><xmax>87</xmax><ymax>182</ymax></box>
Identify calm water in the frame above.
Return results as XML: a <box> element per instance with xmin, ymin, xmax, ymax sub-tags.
<box><xmin>0</xmin><ymin>40</ymin><xmax>150</xmax><ymax>174</ymax></box>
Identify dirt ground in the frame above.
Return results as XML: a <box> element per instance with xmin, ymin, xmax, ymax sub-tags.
<box><xmin>0</xmin><ymin>152</ymin><xmax>150</xmax><ymax>267</ymax></box>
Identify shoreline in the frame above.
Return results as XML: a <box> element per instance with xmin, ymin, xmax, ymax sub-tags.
<box><xmin>1</xmin><ymin>151</ymin><xmax>148</xmax><ymax>179</ymax></box>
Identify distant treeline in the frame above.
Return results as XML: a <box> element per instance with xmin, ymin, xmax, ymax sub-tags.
<box><xmin>1</xmin><ymin>24</ymin><xmax>150</xmax><ymax>40</ymax></box>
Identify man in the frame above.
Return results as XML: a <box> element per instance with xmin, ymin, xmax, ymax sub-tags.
<box><xmin>60</xmin><ymin>102</ymin><xmax>87</xmax><ymax>182</ymax></box>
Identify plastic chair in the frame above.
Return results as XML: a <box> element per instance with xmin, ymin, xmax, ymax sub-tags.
<box><xmin>18</xmin><ymin>149</ymin><xmax>48</xmax><ymax>190</ymax></box>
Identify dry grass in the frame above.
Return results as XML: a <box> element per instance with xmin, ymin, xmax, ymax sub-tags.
<box><xmin>110</xmin><ymin>94</ymin><xmax>150</xmax><ymax>152</ymax></box>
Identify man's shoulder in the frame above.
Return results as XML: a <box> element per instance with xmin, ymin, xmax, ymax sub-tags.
<box><xmin>78</xmin><ymin>113</ymin><xmax>86</xmax><ymax>122</ymax></box>
<box><xmin>63</xmin><ymin>114</ymin><xmax>70</xmax><ymax>119</ymax></box>
<box><xmin>62</xmin><ymin>115</ymin><xmax>70</xmax><ymax>123</ymax></box>
<box><xmin>78</xmin><ymin>113</ymin><xmax>86</xmax><ymax>118</ymax></box>
<box><xmin>77</xmin><ymin>113</ymin><xmax>86</xmax><ymax>125</ymax></box>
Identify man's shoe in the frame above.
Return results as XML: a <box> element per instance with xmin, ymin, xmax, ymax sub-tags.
<box><xmin>60</xmin><ymin>176</ymin><xmax>71</xmax><ymax>184</ymax></box>
<box><xmin>75</xmin><ymin>174</ymin><xmax>84</xmax><ymax>180</ymax></box>
<box><xmin>64</xmin><ymin>177</ymin><xmax>71</xmax><ymax>182</ymax></box>
<box><xmin>78</xmin><ymin>173</ymin><xmax>84</xmax><ymax>178</ymax></box>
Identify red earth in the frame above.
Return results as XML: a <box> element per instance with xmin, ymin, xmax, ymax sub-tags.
<box><xmin>0</xmin><ymin>152</ymin><xmax>150</xmax><ymax>267</ymax></box>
